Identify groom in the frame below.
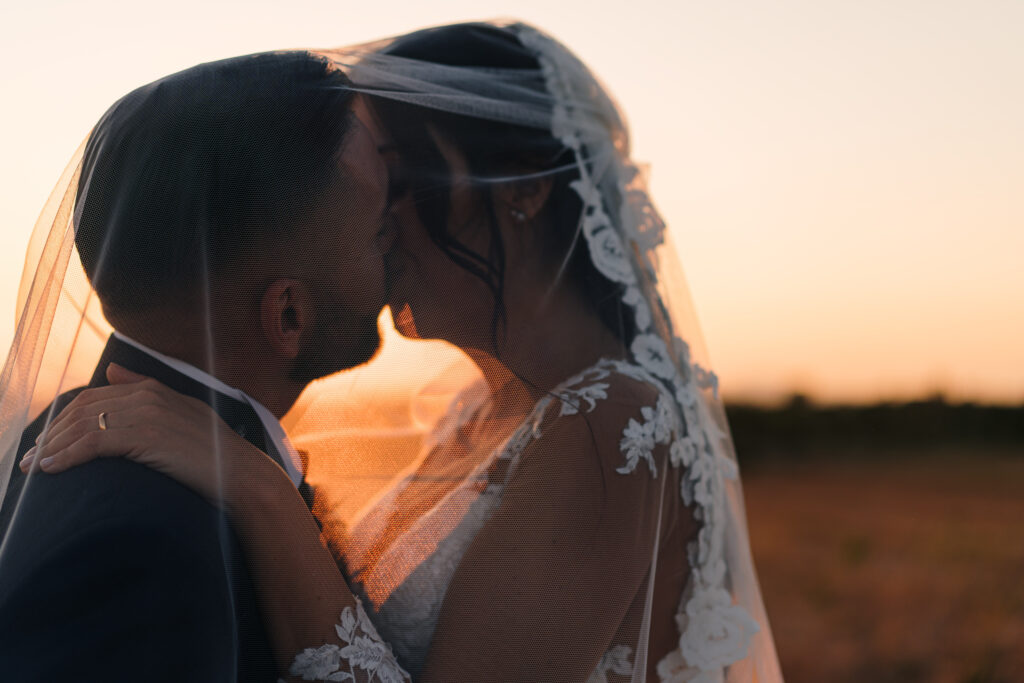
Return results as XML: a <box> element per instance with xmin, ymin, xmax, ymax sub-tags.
<box><xmin>0</xmin><ymin>52</ymin><xmax>393</xmax><ymax>681</ymax></box>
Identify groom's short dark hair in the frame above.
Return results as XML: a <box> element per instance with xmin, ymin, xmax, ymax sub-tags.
<box><xmin>74</xmin><ymin>51</ymin><xmax>355</xmax><ymax>316</ymax></box>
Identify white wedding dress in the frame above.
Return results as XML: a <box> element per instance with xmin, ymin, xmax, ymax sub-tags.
<box><xmin>337</xmin><ymin>358</ymin><xmax>689</xmax><ymax>683</ymax></box>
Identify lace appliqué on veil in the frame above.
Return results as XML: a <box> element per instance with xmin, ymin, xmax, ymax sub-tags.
<box><xmin>587</xmin><ymin>644</ymin><xmax>635</xmax><ymax>683</ymax></box>
<box><xmin>286</xmin><ymin>595</ymin><xmax>410</xmax><ymax>683</ymax></box>
<box><xmin>517</xmin><ymin>23</ymin><xmax>760</xmax><ymax>682</ymax></box>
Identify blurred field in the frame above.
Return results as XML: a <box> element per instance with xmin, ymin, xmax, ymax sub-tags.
<box><xmin>742</xmin><ymin>449</ymin><xmax>1024</xmax><ymax>683</ymax></box>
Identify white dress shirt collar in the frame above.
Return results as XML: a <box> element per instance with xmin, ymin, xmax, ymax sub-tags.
<box><xmin>111</xmin><ymin>331</ymin><xmax>304</xmax><ymax>487</ymax></box>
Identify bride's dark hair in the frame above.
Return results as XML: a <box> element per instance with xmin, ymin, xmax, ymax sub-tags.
<box><xmin>374</xmin><ymin>23</ymin><xmax>635</xmax><ymax>348</ymax></box>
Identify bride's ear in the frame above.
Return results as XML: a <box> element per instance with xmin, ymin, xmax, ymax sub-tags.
<box><xmin>494</xmin><ymin>175</ymin><xmax>554</xmax><ymax>225</ymax></box>
<box><xmin>260</xmin><ymin>279</ymin><xmax>313</xmax><ymax>360</ymax></box>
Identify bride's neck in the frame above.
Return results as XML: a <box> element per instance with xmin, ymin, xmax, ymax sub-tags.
<box><xmin>465</xmin><ymin>285</ymin><xmax>625</xmax><ymax>409</ymax></box>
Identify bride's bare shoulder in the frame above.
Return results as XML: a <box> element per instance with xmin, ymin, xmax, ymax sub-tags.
<box><xmin>557</xmin><ymin>358</ymin><xmax>667</xmax><ymax>422</ymax></box>
<box><xmin>522</xmin><ymin>359</ymin><xmax>675</xmax><ymax>479</ymax></box>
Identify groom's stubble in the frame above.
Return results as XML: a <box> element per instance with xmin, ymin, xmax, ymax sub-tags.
<box><xmin>287</xmin><ymin>99</ymin><xmax>397</xmax><ymax>385</ymax></box>
<box><xmin>290</xmin><ymin>299</ymin><xmax>382</xmax><ymax>384</ymax></box>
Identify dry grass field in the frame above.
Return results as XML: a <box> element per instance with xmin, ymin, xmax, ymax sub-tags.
<box><xmin>742</xmin><ymin>450</ymin><xmax>1024</xmax><ymax>683</ymax></box>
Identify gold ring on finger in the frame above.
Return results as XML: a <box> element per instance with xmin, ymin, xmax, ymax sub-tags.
<box><xmin>98</xmin><ymin>411</ymin><xmax>108</xmax><ymax>431</ymax></box>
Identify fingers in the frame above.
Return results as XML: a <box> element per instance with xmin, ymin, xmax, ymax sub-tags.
<box><xmin>39</xmin><ymin>394</ymin><xmax>141</xmax><ymax>452</ymax></box>
<box><xmin>20</xmin><ymin>367</ymin><xmax>228</xmax><ymax>480</ymax></box>
<box><xmin>42</xmin><ymin>376</ymin><xmax>165</xmax><ymax>440</ymax></box>
<box><xmin>21</xmin><ymin>398</ymin><xmax>157</xmax><ymax>472</ymax></box>
<box><xmin>27</xmin><ymin>427</ymin><xmax>139</xmax><ymax>475</ymax></box>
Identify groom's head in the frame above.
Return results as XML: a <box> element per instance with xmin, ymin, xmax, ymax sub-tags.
<box><xmin>74</xmin><ymin>51</ymin><xmax>393</xmax><ymax>398</ymax></box>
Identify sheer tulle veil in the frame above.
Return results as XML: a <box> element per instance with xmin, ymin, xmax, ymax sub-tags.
<box><xmin>0</xmin><ymin>20</ymin><xmax>783</xmax><ymax>682</ymax></box>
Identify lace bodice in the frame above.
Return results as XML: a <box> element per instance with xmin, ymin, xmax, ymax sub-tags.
<box><xmin>289</xmin><ymin>359</ymin><xmax>663</xmax><ymax>682</ymax></box>
<box><xmin>288</xmin><ymin>349</ymin><xmax>761</xmax><ymax>682</ymax></box>
<box><xmin>345</xmin><ymin>483</ymin><xmax>500</xmax><ymax>674</ymax></box>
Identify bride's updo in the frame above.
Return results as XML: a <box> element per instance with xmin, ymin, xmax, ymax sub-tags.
<box><xmin>373</xmin><ymin>23</ymin><xmax>636</xmax><ymax>347</ymax></box>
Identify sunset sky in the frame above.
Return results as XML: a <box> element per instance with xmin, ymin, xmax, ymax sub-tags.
<box><xmin>0</xmin><ymin>0</ymin><xmax>1020</xmax><ymax>404</ymax></box>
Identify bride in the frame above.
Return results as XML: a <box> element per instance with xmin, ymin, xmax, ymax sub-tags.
<box><xmin>12</xmin><ymin>21</ymin><xmax>781</xmax><ymax>682</ymax></box>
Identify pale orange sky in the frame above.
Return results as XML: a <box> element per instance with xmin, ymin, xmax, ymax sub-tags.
<box><xmin>1</xmin><ymin>0</ymin><xmax>1021</xmax><ymax>404</ymax></box>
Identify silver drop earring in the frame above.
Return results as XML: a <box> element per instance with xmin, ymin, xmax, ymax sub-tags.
<box><xmin>509</xmin><ymin>208</ymin><xmax>527</xmax><ymax>223</ymax></box>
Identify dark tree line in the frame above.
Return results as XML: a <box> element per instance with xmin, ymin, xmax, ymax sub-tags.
<box><xmin>725</xmin><ymin>395</ymin><xmax>1024</xmax><ymax>461</ymax></box>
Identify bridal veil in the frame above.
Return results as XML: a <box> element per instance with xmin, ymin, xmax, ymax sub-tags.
<box><xmin>0</xmin><ymin>20</ymin><xmax>783</xmax><ymax>682</ymax></box>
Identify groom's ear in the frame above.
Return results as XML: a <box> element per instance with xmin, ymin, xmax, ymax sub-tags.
<box><xmin>260</xmin><ymin>279</ymin><xmax>313</xmax><ymax>360</ymax></box>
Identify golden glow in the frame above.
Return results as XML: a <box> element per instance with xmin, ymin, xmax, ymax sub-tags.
<box><xmin>1</xmin><ymin>1</ymin><xmax>1021</xmax><ymax>404</ymax></box>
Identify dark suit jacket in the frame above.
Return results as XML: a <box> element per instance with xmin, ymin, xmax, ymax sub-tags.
<box><xmin>0</xmin><ymin>336</ymin><xmax>302</xmax><ymax>682</ymax></box>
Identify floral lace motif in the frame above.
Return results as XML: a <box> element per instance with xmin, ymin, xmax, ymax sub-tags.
<box><xmin>517</xmin><ymin>23</ymin><xmax>760</xmax><ymax>682</ymax></box>
<box><xmin>587</xmin><ymin>644</ymin><xmax>634</xmax><ymax>683</ymax></box>
<box><xmin>558</xmin><ymin>380</ymin><xmax>610</xmax><ymax>416</ymax></box>
<box><xmin>287</xmin><ymin>595</ymin><xmax>410</xmax><ymax>683</ymax></box>
<box><xmin>619</xmin><ymin>390</ymin><xmax>675</xmax><ymax>478</ymax></box>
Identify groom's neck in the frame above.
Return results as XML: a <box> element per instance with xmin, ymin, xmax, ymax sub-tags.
<box><xmin>114</xmin><ymin>323</ymin><xmax>304</xmax><ymax>419</ymax></box>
